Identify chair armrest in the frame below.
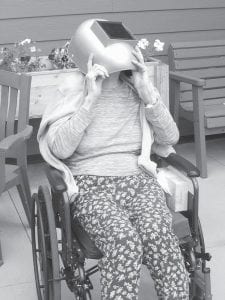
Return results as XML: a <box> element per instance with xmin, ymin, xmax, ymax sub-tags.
<box><xmin>0</xmin><ymin>135</ymin><xmax>24</xmax><ymax>155</ymax></box>
<box><xmin>159</xmin><ymin>153</ymin><xmax>200</xmax><ymax>177</ymax></box>
<box><xmin>0</xmin><ymin>135</ymin><xmax>24</xmax><ymax>191</ymax></box>
<box><xmin>0</xmin><ymin>125</ymin><xmax>33</xmax><ymax>155</ymax></box>
<box><xmin>45</xmin><ymin>165</ymin><xmax>67</xmax><ymax>193</ymax></box>
<box><xmin>19</xmin><ymin>125</ymin><xmax>33</xmax><ymax>140</ymax></box>
<box><xmin>170</xmin><ymin>71</ymin><xmax>205</xmax><ymax>87</ymax></box>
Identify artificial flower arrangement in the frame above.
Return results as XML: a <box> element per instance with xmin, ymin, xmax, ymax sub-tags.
<box><xmin>0</xmin><ymin>38</ymin><xmax>76</xmax><ymax>73</ymax></box>
<box><xmin>137</xmin><ymin>38</ymin><xmax>165</xmax><ymax>61</ymax></box>
<box><xmin>0</xmin><ymin>37</ymin><xmax>164</xmax><ymax>73</ymax></box>
<box><xmin>0</xmin><ymin>39</ymin><xmax>44</xmax><ymax>72</ymax></box>
<box><xmin>47</xmin><ymin>41</ymin><xmax>76</xmax><ymax>70</ymax></box>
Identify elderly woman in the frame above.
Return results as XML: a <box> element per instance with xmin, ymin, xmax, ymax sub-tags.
<box><xmin>39</xmin><ymin>20</ymin><xmax>189</xmax><ymax>300</ymax></box>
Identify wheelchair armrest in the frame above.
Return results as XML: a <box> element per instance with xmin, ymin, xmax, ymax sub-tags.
<box><xmin>45</xmin><ymin>165</ymin><xmax>67</xmax><ymax>193</ymax></box>
<box><xmin>159</xmin><ymin>153</ymin><xmax>200</xmax><ymax>178</ymax></box>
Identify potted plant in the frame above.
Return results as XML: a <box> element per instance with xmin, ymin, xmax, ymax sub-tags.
<box><xmin>0</xmin><ymin>39</ymin><xmax>77</xmax><ymax>118</ymax></box>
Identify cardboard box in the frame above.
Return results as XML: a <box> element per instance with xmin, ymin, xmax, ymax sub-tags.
<box><xmin>157</xmin><ymin>166</ymin><xmax>192</xmax><ymax>212</ymax></box>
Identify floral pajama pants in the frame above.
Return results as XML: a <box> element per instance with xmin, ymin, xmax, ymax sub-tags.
<box><xmin>71</xmin><ymin>172</ymin><xmax>189</xmax><ymax>300</ymax></box>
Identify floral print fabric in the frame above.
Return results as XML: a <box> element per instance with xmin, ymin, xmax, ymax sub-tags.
<box><xmin>71</xmin><ymin>172</ymin><xmax>189</xmax><ymax>300</ymax></box>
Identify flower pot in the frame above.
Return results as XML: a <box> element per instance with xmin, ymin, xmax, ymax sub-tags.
<box><xmin>28</xmin><ymin>61</ymin><xmax>168</xmax><ymax>118</ymax></box>
<box><xmin>28</xmin><ymin>68</ymin><xmax>77</xmax><ymax>118</ymax></box>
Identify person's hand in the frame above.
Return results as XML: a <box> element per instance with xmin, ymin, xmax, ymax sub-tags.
<box><xmin>85</xmin><ymin>53</ymin><xmax>109</xmax><ymax>101</ymax></box>
<box><xmin>131</xmin><ymin>46</ymin><xmax>157</xmax><ymax>105</ymax></box>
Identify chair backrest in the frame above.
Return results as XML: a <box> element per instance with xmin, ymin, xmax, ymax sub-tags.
<box><xmin>168</xmin><ymin>40</ymin><xmax>225</xmax><ymax>109</ymax></box>
<box><xmin>0</xmin><ymin>70</ymin><xmax>31</xmax><ymax>141</ymax></box>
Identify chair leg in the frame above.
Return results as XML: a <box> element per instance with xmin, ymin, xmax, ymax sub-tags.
<box><xmin>16</xmin><ymin>144</ymin><xmax>32</xmax><ymax>213</ymax></box>
<box><xmin>0</xmin><ymin>239</ymin><xmax>3</xmax><ymax>266</ymax></box>
<box><xmin>20</xmin><ymin>165</ymin><xmax>32</xmax><ymax>208</ymax></box>
<box><xmin>194</xmin><ymin>125</ymin><xmax>207</xmax><ymax>178</ymax></box>
<box><xmin>16</xmin><ymin>183</ymin><xmax>31</xmax><ymax>226</ymax></box>
<box><xmin>192</xmin><ymin>86</ymin><xmax>207</xmax><ymax>178</ymax></box>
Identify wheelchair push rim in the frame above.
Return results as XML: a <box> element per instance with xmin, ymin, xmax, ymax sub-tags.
<box><xmin>189</xmin><ymin>219</ymin><xmax>212</xmax><ymax>300</ymax></box>
<box><xmin>31</xmin><ymin>186</ymin><xmax>61</xmax><ymax>300</ymax></box>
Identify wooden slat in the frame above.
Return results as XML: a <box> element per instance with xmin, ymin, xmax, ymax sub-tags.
<box><xmin>204</xmin><ymin>78</ymin><xmax>225</xmax><ymax>89</ymax></box>
<box><xmin>174</xmin><ymin>56</ymin><xmax>225</xmax><ymax>70</ymax></box>
<box><xmin>174</xmin><ymin>45</ymin><xmax>225</xmax><ymax>59</ymax></box>
<box><xmin>180</xmin><ymin>88</ymin><xmax>225</xmax><ymax>102</ymax></box>
<box><xmin>0</xmin><ymin>0</ymin><xmax>113</xmax><ymax>20</ymax></box>
<box><xmin>181</xmin><ymin>101</ymin><xmax>225</xmax><ymax>123</ymax></box>
<box><xmin>0</xmin><ymin>70</ymin><xmax>21</xmax><ymax>89</ymax></box>
<box><xmin>112</xmin><ymin>0</ymin><xmax>225</xmax><ymax>12</ymax></box>
<box><xmin>206</xmin><ymin>116</ymin><xmax>225</xmax><ymax>128</ymax></box>
<box><xmin>204</xmin><ymin>104</ymin><xmax>225</xmax><ymax>118</ymax></box>
<box><xmin>17</xmin><ymin>74</ymin><xmax>31</xmax><ymax>132</ymax></box>
<box><xmin>205</xmin><ymin>126</ymin><xmax>225</xmax><ymax>135</ymax></box>
<box><xmin>179</xmin><ymin>68</ymin><xmax>225</xmax><ymax>79</ymax></box>
<box><xmin>1</xmin><ymin>9</ymin><xmax>225</xmax><ymax>44</ymax></box>
<box><xmin>6</xmin><ymin>88</ymin><xmax>18</xmax><ymax>136</ymax></box>
<box><xmin>0</xmin><ymin>85</ymin><xmax>9</xmax><ymax>140</ymax></box>
<box><xmin>29</xmin><ymin>68</ymin><xmax>79</xmax><ymax>87</ymax></box>
<box><xmin>1</xmin><ymin>0</ymin><xmax>225</xmax><ymax>20</ymax></box>
<box><xmin>171</xmin><ymin>39</ymin><xmax>225</xmax><ymax>49</ymax></box>
<box><xmin>181</xmin><ymin>98</ymin><xmax>225</xmax><ymax>110</ymax></box>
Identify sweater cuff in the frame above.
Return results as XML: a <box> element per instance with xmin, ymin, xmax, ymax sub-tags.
<box><xmin>145</xmin><ymin>100</ymin><xmax>168</xmax><ymax>121</ymax></box>
<box><xmin>144</xmin><ymin>86</ymin><xmax>160</xmax><ymax>107</ymax></box>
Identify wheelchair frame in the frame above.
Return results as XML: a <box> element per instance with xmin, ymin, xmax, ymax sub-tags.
<box><xmin>31</xmin><ymin>153</ymin><xmax>212</xmax><ymax>300</ymax></box>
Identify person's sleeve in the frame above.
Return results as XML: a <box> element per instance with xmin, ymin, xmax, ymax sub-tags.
<box><xmin>47</xmin><ymin>106</ymin><xmax>93</xmax><ymax>159</ymax></box>
<box><xmin>145</xmin><ymin>92</ymin><xmax>179</xmax><ymax>145</ymax></box>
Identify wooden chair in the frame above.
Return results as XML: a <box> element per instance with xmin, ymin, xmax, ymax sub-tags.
<box><xmin>0</xmin><ymin>70</ymin><xmax>33</xmax><ymax>265</ymax></box>
<box><xmin>169</xmin><ymin>40</ymin><xmax>225</xmax><ymax>177</ymax></box>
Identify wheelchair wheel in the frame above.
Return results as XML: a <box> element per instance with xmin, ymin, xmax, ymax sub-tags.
<box><xmin>31</xmin><ymin>186</ymin><xmax>61</xmax><ymax>300</ymax></box>
<box><xmin>73</xmin><ymin>264</ymin><xmax>92</xmax><ymax>300</ymax></box>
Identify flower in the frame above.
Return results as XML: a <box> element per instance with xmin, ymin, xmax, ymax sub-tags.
<box><xmin>154</xmin><ymin>39</ymin><xmax>165</xmax><ymax>52</ymax></box>
<box><xmin>30</xmin><ymin>46</ymin><xmax>36</xmax><ymax>52</ymax></box>
<box><xmin>19</xmin><ymin>38</ymin><xmax>31</xmax><ymax>46</ymax></box>
<box><xmin>136</xmin><ymin>38</ymin><xmax>165</xmax><ymax>61</ymax></box>
<box><xmin>48</xmin><ymin>41</ymin><xmax>76</xmax><ymax>70</ymax></box>
<box><xmin>137</xmin><ymin>38</ymin><xmax>149</xmax><ymax>50</ymax></box>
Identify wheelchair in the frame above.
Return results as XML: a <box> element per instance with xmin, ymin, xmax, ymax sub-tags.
<box><xmin>30</xmin><ymin>153</ymin><xmax>212</xmax><ymax>300</ymax></box>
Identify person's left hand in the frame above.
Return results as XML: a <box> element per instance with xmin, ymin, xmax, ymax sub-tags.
<box><xmin>131</xmin><ymin>46</ymin><xmax>156</xmax><ymax>105</ymax></box>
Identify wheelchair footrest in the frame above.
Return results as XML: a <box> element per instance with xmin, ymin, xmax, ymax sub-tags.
<box><xmin>195</xmin><ymin>252</ymin><xmax>212</xmax><ymax>261</ymax></box>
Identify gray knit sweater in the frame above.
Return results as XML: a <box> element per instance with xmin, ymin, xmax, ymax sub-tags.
<box><xmin>47</xmin><ymin>81</ymin><xmax>179</xmax><ymax>176</ymax></box>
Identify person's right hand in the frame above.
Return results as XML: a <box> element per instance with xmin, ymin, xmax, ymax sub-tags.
<box><xmin>85</xmin><ymin>53</ymin><xmax>109</xmax><ymax>101</ymax></box>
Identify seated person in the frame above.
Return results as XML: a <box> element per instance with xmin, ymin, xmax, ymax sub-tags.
<box><xmin>38</xmin><ymin>19</ymin><xmax>189</xmax><ymax>300</ymax></box>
